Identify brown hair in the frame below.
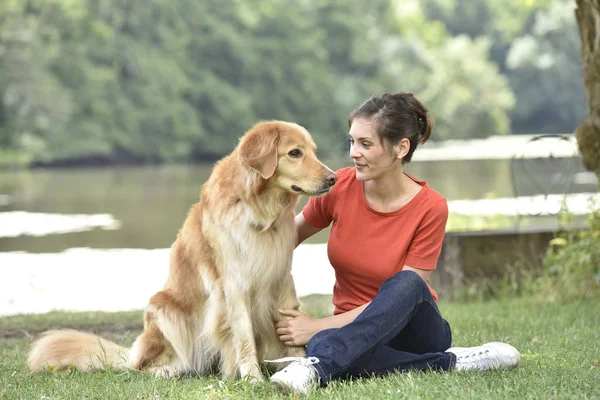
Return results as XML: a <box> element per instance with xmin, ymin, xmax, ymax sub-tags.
<box><xmin>348</xmin><ymin>92</ymin><xmax>434</xmax><ymax>163</ymax></box>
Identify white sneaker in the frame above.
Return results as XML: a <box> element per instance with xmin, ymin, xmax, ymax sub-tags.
<box><xmin>445</xmin><ymin>346</ymin><xmax>468</xmax><ymax>354</ymax></box>
<box><xmin>447</xmin><ymin>342</ymin><xmax>520</xmax><ymax>372</ymax></box>
<box><xmin>265</xmin><ymin>356</ymin><xmax>320</xmax><ymax>395</ymax></box>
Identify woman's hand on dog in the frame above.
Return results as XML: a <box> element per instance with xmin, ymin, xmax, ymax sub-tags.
<box><xmin>276</xmin><ymin>309</ymin><xmax>323</xmax><ymax>346</ymax></box>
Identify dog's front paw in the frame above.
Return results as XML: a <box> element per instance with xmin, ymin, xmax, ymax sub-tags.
<box><xmin>245</xmin><ymin>373</ymin><xmax>264</xmax><ymax>385</ymax></box>
<box><xmin>240</xmin><ymin>364</ymin><xmax>264</xmax><ymax>384</ymax></box>
<box><xmin>150</xmin><ymin>365</ymin><xmax>179</xmax><ymax>379</ymax></box>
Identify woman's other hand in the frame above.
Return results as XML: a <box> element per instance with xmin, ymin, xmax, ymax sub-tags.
<box><xmin>276</xmin><ymin>309</ymin><xmax>323</xmax><ymax>346</ymax></box>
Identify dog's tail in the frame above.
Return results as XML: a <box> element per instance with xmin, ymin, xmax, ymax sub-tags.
<box><xmin>27</xmin><ymin>330</ymin><xmax>130</xmax><ymax>373</ymax></box>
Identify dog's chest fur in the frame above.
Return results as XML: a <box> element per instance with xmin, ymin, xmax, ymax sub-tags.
<box><xmin>210</xmin><ymin>201</ymin><xmax>297</xmax><ymax>294</ymax></box>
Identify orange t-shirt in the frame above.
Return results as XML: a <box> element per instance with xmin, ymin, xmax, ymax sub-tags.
<box><xmin>303</xmin><ymin>167</ymin><xmax>448</xmax><ymax>315</ymax></box>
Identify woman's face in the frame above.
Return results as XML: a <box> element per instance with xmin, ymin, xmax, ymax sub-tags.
<box><xmin>348</xmin><ymin>118</ymin><xmax>400</xmax><ymax>182</ymax></box>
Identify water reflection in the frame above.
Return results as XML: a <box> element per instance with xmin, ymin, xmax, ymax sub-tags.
<box><xmin>0</xmin><ymin>212</ymin><xmax>120</xmax><ymax>237</ymax></box>
<box><xmin>0</xmin><ymin>157</ymin><xmax>596</xmax><ymax>253</ymax></box>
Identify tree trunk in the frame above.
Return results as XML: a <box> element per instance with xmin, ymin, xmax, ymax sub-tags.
<box><xmin>575</xmin><ymin>0</ymin><xmax>600</xmax><ymax>182</ymax></box>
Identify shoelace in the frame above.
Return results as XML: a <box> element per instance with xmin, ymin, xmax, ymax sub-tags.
<box><xmin>264</xmin><ymin>356</ymin><xmax>320</xmax><ymax>367</ymax></box>
<box><xmin>457</xmin><ymin>349</ymin><xmax>490</xmax><ymax>360</ymax></box>
<box><xmin>456</xmin><ymin>349</ymin><xmax>493</xmax><ymax>369</ymax></box>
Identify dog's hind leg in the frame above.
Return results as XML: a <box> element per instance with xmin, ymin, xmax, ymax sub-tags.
<box><xmin>143</xmin><ymin>291</ymin><xmax>203</xmax><ymax>377</ymax></box>
<box><xmin>129</xmin><ymin>311</ymin><xmax>178</xmax><ymax>376</ymax></box>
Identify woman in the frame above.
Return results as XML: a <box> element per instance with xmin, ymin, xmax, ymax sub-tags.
<box><xmin>266</xmin><ymin>93</ymin><xmax>520</xmax><ymax>394</ymax></box>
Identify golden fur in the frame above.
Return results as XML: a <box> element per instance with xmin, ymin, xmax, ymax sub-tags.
<box><xmin>27</xmin><ymin>121</ymin><xmax>337</xmax><ymax>381</ymax></box>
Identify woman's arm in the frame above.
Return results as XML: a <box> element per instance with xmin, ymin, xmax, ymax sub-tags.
<box><xmin>276</xmin><ymin>302</ymin><xmax>370</xmax><ymax>347</ymax></box>
<box><xmin>314</xmin><ymin>302</ymin><xmax>369</xmax><ymax>328</ymax></box>
<box><xmin>295</xmin><ymin>212</ymin><xmax>324</xmax><ymax>247</ymax></box>
<box><xmin>402</xmin><ymin>265</ymin><xmax>432</xmax><ymax>281</ymax></box>
<box><xmin>277</xmin><ymin>266</ymin><xmax>432</xmax><ymax>346</ymax></box>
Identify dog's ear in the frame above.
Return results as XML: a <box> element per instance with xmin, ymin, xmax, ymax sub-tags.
<box><xmin>239</xmin><ymin>123</ymin><xmax>280</xmax><ymax>179</ymax></box>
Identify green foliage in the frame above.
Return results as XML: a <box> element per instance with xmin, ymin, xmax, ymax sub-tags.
<box><xmin>421</xmin><ymin>0</ymin><xmax>585</xmax><ymax>136</ymax></box>
<box><xmin>0</xmin><ymin>0</ymin><xmax>75</xmax><ymax>154</ymax></box>
<box><xmin>1</xmin><ymin>0</ymin><xmax>348</xmax><ymax>163</ymax></box>
<box><xmin>391</xmin><ymin>35</ymin><xmax>515</xmax><ymax>139</ymax></box>
<box><xmin>506</xmin><ymin>1</ymin><xmax>587</xmax><ymax>134</ymax></box>
<box><xmin>0</xmin><ymin>0</ymin><xmax>582</xmax><ymax>165</ymax></box>
<box><xmin>323</xmin><ymin>1</ymin><xmax>516</xmax><ymax>140</ymax></box>
<box><xmin>0</xmin><ymin>149</ymin><xmax>31</xmax><ymax>168</ymax></box>
<box><xmin>542</xmin><ymin>205</ymin><xmax>600</xmax><ymax>300</ymax></box>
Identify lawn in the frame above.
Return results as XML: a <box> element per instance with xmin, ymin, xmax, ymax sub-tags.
<box><xmin>1</xmin><ymin>296</ymin><xmax>599</xmax><ymax>399</ymax></box>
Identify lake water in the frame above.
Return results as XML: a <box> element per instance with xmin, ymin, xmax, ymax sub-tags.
<box><xmin>0</xmin><ymin>154</ymin><xmax>596</xmax><ymax>253</ymax></box>
<box><xmin>1</xmin><ymin>135</ymin><xmax>598</xmax><ymax>315</ymax></box>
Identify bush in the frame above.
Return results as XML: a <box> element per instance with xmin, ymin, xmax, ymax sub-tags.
<box><xmin>451</xmin><ymin>203</ymin><xmax>600</xmax><ymax>303</ymax></box>
<box><xmin>541</xmin><ymin>205</ymin><xmax>600</xmax><ymax>300</ymax></box>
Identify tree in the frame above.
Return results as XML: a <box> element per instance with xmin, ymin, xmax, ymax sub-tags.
<box><xmin>574</xmin><ymin>0</ymin><xmax>600</xmax><ymax>180</ymax></box>
<box><xmin>421</xmin><ymin>0</ymin><xmax>585</xmax><ymax>135</ymax></box>
<box><xmin>379</xmin><ymin>1</ymin><xmax>515</xmax><ymax>140</ymax></box>
<box><xmin>0</xmin><ymin>0</ymin><xmax>76</xmax><ymax>158</ymax></box>
<box><xmin>507</xmin><ymin>1</ymin><xmax>586</xmax><ymax>134</ymax></box>
<box><xmin>0</xmin><ymin>0</ymin><xmax>527</xmax><ymax>165</ymax></box>
<box><xmin>308</xmin><ymin>0</ymin><xmax>516</xmax><ymax>141</ymax></box>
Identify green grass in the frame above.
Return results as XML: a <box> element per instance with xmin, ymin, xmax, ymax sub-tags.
<box><xmin>1</xmin><ymin>310</ymin><xmax>143</xmax><ymax>332</ymax></box>
<box><xmin>1</xmin><ymin>296</ymin><xmax>599</xmax><ymax>399</ymax></box>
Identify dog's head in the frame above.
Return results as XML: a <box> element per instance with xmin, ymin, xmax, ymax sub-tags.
<box><xmin>239</xmin><ymin>121</ymin><xmax>337</xmax><ymax>196</ymax></box>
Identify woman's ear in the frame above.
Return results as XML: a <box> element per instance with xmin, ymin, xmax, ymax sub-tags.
<box><xmin>238</xmin><ymin>122</ymin><xmax>280</xmax><ymax>179</ymax></box>
<box><xmin>395</xmin><ymin>138</ymin><xmax>410</xmax><ymax>159</ymax></box>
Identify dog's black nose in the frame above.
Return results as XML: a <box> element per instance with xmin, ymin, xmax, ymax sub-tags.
<box><xmin>325</xmin><ymin>172</ymin><xmax>338</xmax><ymax>187</ymax></box>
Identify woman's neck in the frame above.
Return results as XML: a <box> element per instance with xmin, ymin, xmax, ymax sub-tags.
<box><xmin>363</xmin><ymin>166</ymin><xmax>421</xmax><ymax>212</ymax></box>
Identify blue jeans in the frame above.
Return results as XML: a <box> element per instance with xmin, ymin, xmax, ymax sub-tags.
<box><xmin>306</xmin><ymin>270</ymin><xmax>456</xmax><ymax>385</ymax></box>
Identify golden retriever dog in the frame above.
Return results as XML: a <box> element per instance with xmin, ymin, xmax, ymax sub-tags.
<box><xmin>27</xmin><ymin>121</ymin><xmax>337</xmax><ymax>382</ymax></box>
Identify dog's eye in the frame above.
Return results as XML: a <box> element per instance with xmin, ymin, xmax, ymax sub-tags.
<box><xmin>288</xmin><ymin>149</ymin><xmax>303</xmax><ymax>158</ymax></box>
